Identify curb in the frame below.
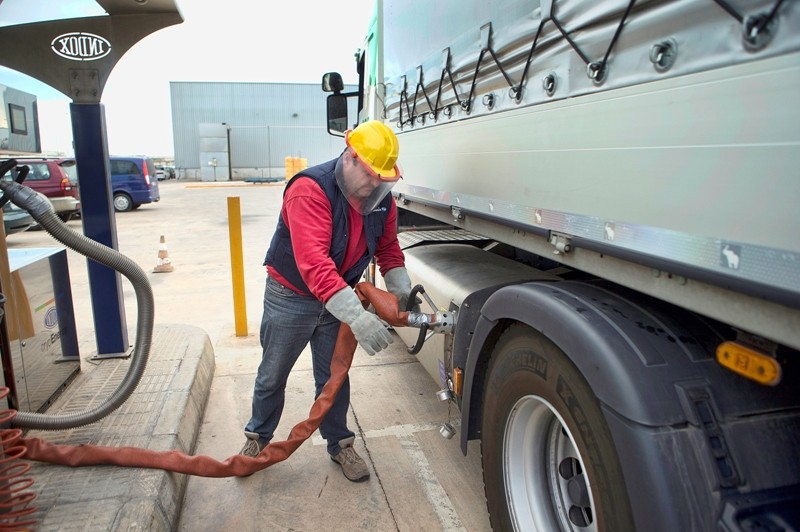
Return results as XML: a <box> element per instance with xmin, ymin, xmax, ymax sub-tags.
<box><xmin>25</xmin><ymin>324</ymin><xmax>215</xmax><ymax>531</ymax></box>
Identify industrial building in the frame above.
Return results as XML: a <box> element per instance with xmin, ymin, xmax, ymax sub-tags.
<box><xmin>169</xmin><ymin>81</ymin><xmax>357</xmax><ymax>181</ymax></box>
<box><xmin>1</xmin><ymin>83</ymin><xmax>41</xmax><ymax>155</ymax></box>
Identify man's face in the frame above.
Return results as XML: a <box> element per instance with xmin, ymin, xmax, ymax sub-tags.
<box><xmin>343</xmin><ymin>151</ymin><xmax>381</xmax><ymax>200</ymax></box>
<box><xmin>336</xmin><ymin>148</ymin><xmax>400</xmax><ymax>215</ymax></box>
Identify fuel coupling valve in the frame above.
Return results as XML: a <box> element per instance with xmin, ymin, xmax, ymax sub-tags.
<box><xmin>403</xmin><ymin>284</ymin><xmax>456</xmax><ymax>355</ymax></box>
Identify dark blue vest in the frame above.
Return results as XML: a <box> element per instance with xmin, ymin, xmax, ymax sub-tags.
<box><xmin>264</xmin><ymin>158</ymin><xmax>392</xmax><ymax>295</ymax></box>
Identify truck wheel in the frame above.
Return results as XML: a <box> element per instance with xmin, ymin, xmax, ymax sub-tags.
<box><xmin>113</xmin><ymin>192</ymin><xmax>133</xmax><ymax>212</ymax></box>
<box><xmin>481</xmin><ymin>323</ymin><xmax>634</xmax><ymax>531</ymax></box>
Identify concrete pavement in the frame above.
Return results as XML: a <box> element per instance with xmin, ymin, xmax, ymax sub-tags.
<box><xmin>5</xmin><ymin>180</ymin><xmax>491</xmax><ymax>531</ymax></box>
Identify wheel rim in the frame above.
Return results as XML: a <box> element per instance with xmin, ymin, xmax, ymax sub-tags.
<box><xmin>114</xmin><ymin>195</ymin><xmax>129</xmax><ymax>211</ymax></box>
<box><xmin>503</xmin><ymin>395</ymin><xmax>597</xmax><ymax>532</ymax></box>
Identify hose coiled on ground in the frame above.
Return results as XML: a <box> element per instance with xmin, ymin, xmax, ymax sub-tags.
<box><xmin>0</xmin><ymin>388</ymin><xmax>36</xmax><ymax>531</ymax></box>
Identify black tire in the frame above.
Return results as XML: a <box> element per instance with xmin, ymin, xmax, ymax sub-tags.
<box><xmin>481</xmin><ymin>323</ymin><xmax>634</xmax><ymax>532</ymax></box>
<box><xmin>113</xmin><ymin>192</ymin><xmax>133</xmax><ymax>212</ymax></box>
<box><xmin>58</xmin><ymin>213</ymin><xmax>74</xmax><ymax>223</ymax></box>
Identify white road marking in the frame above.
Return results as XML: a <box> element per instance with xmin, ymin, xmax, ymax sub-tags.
<box><xmin>313</xmin><ymin>421</ymin><xmax>466</xmax><ymax>531</ymax></box>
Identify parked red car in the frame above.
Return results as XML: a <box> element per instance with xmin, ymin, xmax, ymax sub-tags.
<box><xmin>10</xmin><ymin>157</ymin><xmax>81</xmax><ymax>223</ymax></box>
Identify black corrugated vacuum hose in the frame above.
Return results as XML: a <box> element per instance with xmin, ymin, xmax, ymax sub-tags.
<box><xmin>0</xmin><ymin>162</ymin><xmax>154</xmax><ymax>430</ymax></box>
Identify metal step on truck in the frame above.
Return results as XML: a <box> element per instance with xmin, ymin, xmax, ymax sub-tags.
<box><xmin>322</xmin><ymin>0</ymin><xmax>800</xmax><ymax>530</ymax></box>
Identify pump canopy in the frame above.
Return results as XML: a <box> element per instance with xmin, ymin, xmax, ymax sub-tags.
<box><xmin>0</xmin><ymin>0</ymin><xmax>184</xmax><ymax>102</ymax></box>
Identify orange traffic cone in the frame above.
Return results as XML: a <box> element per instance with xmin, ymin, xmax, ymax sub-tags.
<box><xmin>153</xmin><ymin>235</ymin><xmax>174</xmax><ymax>273</ymax></box>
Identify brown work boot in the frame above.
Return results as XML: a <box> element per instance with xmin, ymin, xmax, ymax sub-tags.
<box><xmin>239</xmin><ymin>431</ymin><xmax>266</xmax><ymax>457</ymax></box>
<box><xmin>330</xmin><ymin>436</ymin><xmax>370</xmax><ymax>482</ymax></box>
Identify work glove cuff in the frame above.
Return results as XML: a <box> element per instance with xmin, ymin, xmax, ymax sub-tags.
<box><xmin>325</xmin><ymin>287</ymin><xmax>365</xmax><ymax>325</ymax></box>
<box><xmin>383</xmin><ymin>267</ymin><xmax>416</xmax><ymax>311</ymax></box>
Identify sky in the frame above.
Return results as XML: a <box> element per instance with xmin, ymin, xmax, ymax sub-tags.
<box><xmin>0</xmin><ymin>0</ymin><xmax>374</xmax><ymax>157</ymax></box>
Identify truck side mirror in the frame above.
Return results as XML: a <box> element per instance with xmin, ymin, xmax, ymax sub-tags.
<box><xmin>326</xmin><ymin>94</ymin><xmax>349</xmax><ymax>137</ymax></box>
<box><xmin>322</xmin><ymin>72</ymin><xmax>344</xmax><ymax>93</ymax></box>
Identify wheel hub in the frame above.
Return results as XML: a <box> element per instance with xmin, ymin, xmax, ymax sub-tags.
<box><xmin>503</xmin><ymin>395</ymin><xmax>597</xmax><ymax>531</ymax></box>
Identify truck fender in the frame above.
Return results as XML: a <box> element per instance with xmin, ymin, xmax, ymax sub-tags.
<box><xmin>460</xmin><ymin>279</ymin><xmax>800</xmax><ymax>530</ymax></box>
<box><xmin>460</xmin><ymin>279</ymin><xmax>796</xmax><ymax>452</ymax></box>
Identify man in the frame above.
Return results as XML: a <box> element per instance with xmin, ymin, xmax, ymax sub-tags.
<box><xmin>239</xmin><ymin>120</ymin><xmax>414</xmax><ymax>482</ymax></box>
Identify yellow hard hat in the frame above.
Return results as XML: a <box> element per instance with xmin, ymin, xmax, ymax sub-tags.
<box><xmin>345</xmin><ymin>120</ymin><xmax>400</xmax><ymax>180</ymax></box>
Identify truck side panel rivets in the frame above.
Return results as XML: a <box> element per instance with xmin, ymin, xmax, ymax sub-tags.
<box><xmin>587</xmin><ymin>61</ymin><xmax>607</xmax><ymax>85</ymax></box>
<box><xmin>650</xmin><ymin>39</ymin><xmax>678</xmax><ymax>72</ymax></box>
<box><xmin>743</xmin><ymin>12</ymin><xmax>779</xmax><ymax>52</ymax></box>
<box><xmin>542</xmin><ymin>73</ymin><xmax>557</xmax><ymax>96</ymax></box>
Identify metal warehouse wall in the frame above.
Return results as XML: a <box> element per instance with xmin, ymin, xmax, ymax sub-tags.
<box><xmin>1</xmin><ymin>84</ymin><xmax>41</xmax><ymax>154</ymax></box>
<box><xmin>169</xmin><ymin>81</ymin><xmax>357</xmax><ymax>180</ymax></box>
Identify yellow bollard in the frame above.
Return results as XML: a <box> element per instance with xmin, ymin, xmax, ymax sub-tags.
<box><xmin>227</xmin><ymin>196</ymin><xmax>248</xmax><ymax>337</ymax></box>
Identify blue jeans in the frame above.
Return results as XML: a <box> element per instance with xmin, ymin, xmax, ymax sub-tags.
<box><xmin>245</xmin><ymin>276</ymin><xmax>354</xmax><ymax>456</ymax></box>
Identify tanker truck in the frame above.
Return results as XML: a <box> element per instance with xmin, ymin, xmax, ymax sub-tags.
<box><xmin>322</xmin><ymin>1</ymin><xmax>800</xmax><ymax>530</ymax></box>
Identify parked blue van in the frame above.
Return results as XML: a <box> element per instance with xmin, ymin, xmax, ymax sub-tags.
<box><xmin>109</xmin><ymin>156</ymin><xmax>161</xmax><ymax>212</ymax></box>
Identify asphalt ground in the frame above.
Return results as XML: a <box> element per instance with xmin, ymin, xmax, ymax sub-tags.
<box><xmin>5</xmin><ymin>179</ymin><xmax>491</xmax><ymax>531</ymax></box>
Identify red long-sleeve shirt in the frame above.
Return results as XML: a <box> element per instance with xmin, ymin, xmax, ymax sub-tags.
<box><xmin>266</xmin><ymin>177</ymin><xmax>405</xmax><ymax>303</ymax></box>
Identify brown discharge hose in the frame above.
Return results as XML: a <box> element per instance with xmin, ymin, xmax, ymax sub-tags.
<box><xmin>18</xmin><ymin>283</ymin><xmax>410</xmax><ymax>478</ymax></box>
